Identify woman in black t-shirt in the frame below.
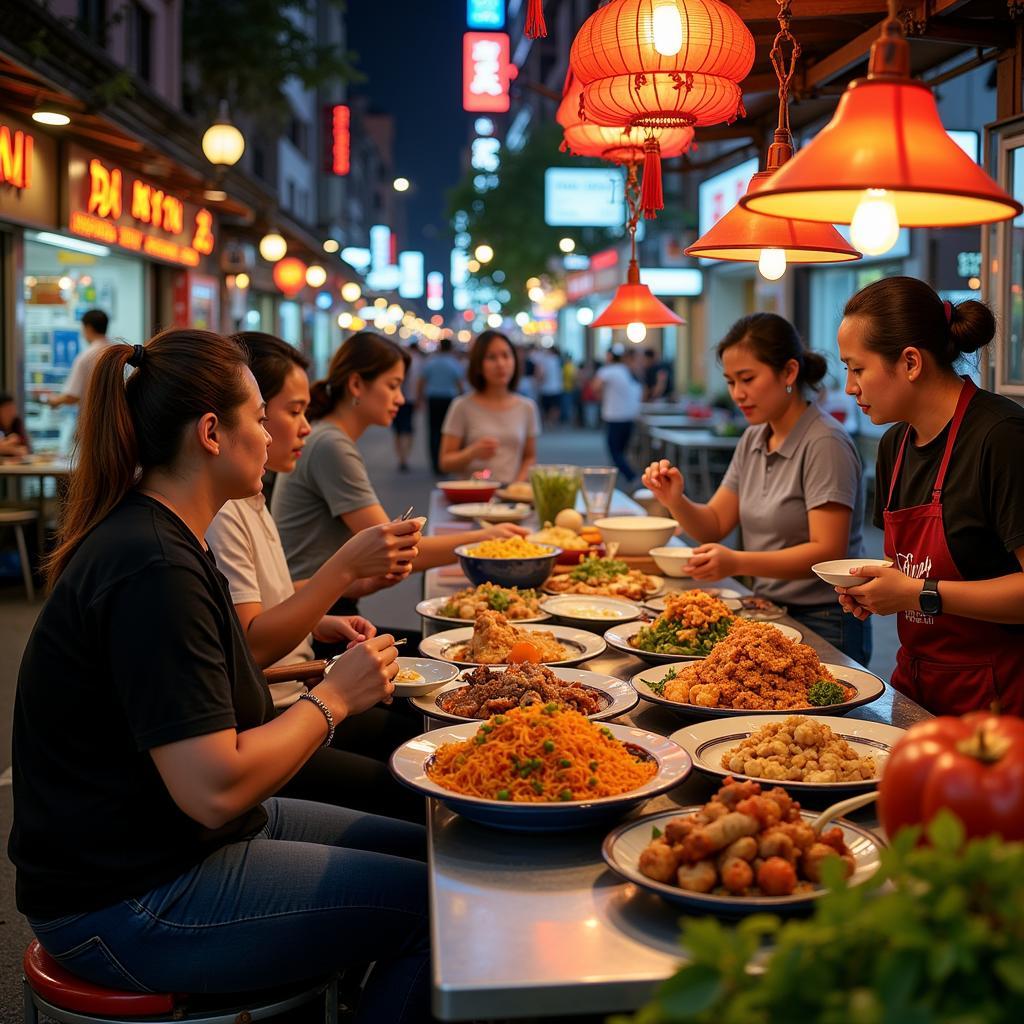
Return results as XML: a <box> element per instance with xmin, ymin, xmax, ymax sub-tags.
<box><xmin>835</xmin><ymin>277</ymin><xmax>1024</xmax><ymax>716</ymax></box>
<box><xmin>7</xmin><ymin>330</ymin><xmax>431</xmax><ymax>1022</ymax></box>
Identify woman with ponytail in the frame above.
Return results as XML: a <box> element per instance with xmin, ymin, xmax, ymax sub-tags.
<box><xmin>272</xmin><ymin>331</ymin><xmax>526</xmax><ymax>655</ymax></box>
<box><xmin>836</xmin><ymin>276</ymin><xmax>1024</xmax><ymax>716</ymax></box>
<box><xmin>643</xmin><ymin>313</ymin><xmax>869</xmax><ymax>663</ymax></box>
<box><xmin>10</xmin><ymin>330</ymin><xmax>430</xmax><ymax>1021</ymax></box>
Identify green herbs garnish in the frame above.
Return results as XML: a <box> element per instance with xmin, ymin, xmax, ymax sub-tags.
<box><xmin>651</xmin><ymin>825</ymin><xmax>663</xmax><ymax>840</ymax></box>
<box><xmin>648</xmin><ymin>667</ymin><xmax>678</xmax><ymax>697</ymax></box>
<box><xmin>568</xmin><ymin>556</ymin><xmax>630</xmax><ymax>583</ymax></box>
<box><xmin>632</xmin><ymin>613</ymin><xmax>734</xmax><ymax>657</ymax></box>
<box><xmin>807</xmin><ymin>679</ymin><xmax>846</xmax><ymax>706</ymax></box>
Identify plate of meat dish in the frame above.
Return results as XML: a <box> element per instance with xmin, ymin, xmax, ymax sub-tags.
<box><xmin>390</xmin><ymin>706</ymin><xmax>691</xmax><ymax>831</ymax></box>
<box><xmin>630</xmin><ymin>620</ymin><xmax>884</xmax><ymax>716</ymax></box>
<box><xmin>409</xmin><ymin>663</ymin><xmax>639</xmax><ymax>723</ymax></box>
<box><xmin>670</xmin><ymin>715</ymin><xmax>905</xmax><ymax>794</ymax></box>
<box><xmin>419</xmin><ymin>610</ymin><xmax>606</xmax><ymax>667</ymax></box>
<box><xmin>544</xmin><ymin>556</ymin><xmax>663</xmax><ymax>601</ymax></box>
<box><xmin>416</xmin><ymin>583</ymin><xmax>551</xmax><ymax>625</ymax></box>
<box><xmin>602</xmin><ymin>777</ymin><xmax>884</xmax><ymax>914</ymax></box>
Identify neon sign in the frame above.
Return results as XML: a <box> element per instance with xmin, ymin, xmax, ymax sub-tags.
<box><xmin>331</xmin><ymin>105</ymin><xmax>350</xmax><ymax>176</ymax></box>
<box><xmin>0</xmin><ymin>125</ymin><xmax>34</xmax><ymax>190</ymax></box>
<box><xmin>463</xmin><ymin>32</ymin><xmax>512</xmax><ymax>113</ymax></box>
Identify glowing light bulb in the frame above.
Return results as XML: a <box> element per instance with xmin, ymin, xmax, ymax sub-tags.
<box><xmin>474</xmin><ymin>244</ymin><xmax>494</xmax><ymax>263</ymax></box>
<box><xmin>337</xmin><ymin>312</ymin><xmax>353</xmax><ymax>328</ymax></box>
<box><xmin>758</xmin><ymin>247</ymin><xmax>788</xmax><ymax>282</ymax></box>
<box><xmin>234</xmin><ymin>272</ymin><xmax>250</xmax><ymax>290</ymax></box>
<box><xmin>341</xmin><ymin>282</ymin><xmax>361</xmax><ymax>303</ymax></box>
<box><xmin>487</xmin><ymin>312</ymin><xmax>503</xmax><ymax>328</ymax></box>
<box><xmin>528</xmin><ymin>286</ymin><xmax>545</xmax><ymax>302</ymax></box>
<box><xmin>305</xmin><ymin>265</ymin><xmax>328</xmax><ymax>288</ymax></box>
<box><xmin>576</xmin><ymin>307</ymin><xmax>594</xmax><ymax>326</ymax></box>
<box><xmin>652</xmin><ymin>1</ymin><xmax>684</xmax><ymax>57</ymax></box>
<box><xmin>626</xmin><ymin>322</ymin><xmax>647</xmax><ymax>344</ymax></box>
<box><xmin>558</xmin><ymin>237</ymin><xmax>576</xmax><ymax>253</ymax></box>
<box><xmin>259</xmin><ymin>232</ymin><xmax>287</xmax><ymax>262</ymax></box>
<box><xmin>850</xmin><ymin>189</ymin><xmax>900</xmax><ymax>256</ymax></box>
<box><xmin>515</xmin><ymin>312</ymin><xmax>530</xmax><ymax>327</ymax></box>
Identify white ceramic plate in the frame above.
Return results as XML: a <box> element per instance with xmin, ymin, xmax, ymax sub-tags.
<box><xmin>447</xmin><ymin>502</ymin><xmax>532</xmax><ymax>523</ymax></box>
<box><xmin>602</xmin><ymin>807</ymin><xmax>884</xmax><ymax>915</ymax></box>
<box><xmin>389</xmin><ymin>720</ymin><xmax>692</xmax><ymax>832</ymax></box>
<box><xmin>538</xmin><ymin>594</ymin><xmax>643</xmax><ymax>627</ymax></box>
<box><xmin>419</xmin><ymin>623</ymin><xmax>607</xmax><ymax>667</ymax></box>
<box><xmin>631</xmin><ymin>661</ymin><xmax>886</xmax><ymax>718</ymax></box>
<box><xmin>415</xmin><ymin>595</ymin><xmax>551</xmax><ymax>626</ymax></box>
<box><xmin>644</xmin><ymin>588</ymin><xmax>742</xmax><ymax>613</ymax></box>
<box><xmin>409</xmin><ymin>666</ymin><xmax>639</xmax><ymax>723</ymax></box>
<box><xmin>392</xmin><ymin>658</ymin><xmax>462</xmax><ymax>697</ymax></box>
<box><xmin>669</xmin><ymin>714</ymin><xmax>905</xmax><ymax>794</ymax></box>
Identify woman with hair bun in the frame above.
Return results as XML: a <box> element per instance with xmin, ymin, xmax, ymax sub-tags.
<box><xmin>643</xmin><ymin>313</ymin><xmax>869</xmax><ymax>663</ymax></box>
<box><xmin>836</xmin><ymin>276</ymin><xmax>1024</xmax><ymax>715</ymax></box>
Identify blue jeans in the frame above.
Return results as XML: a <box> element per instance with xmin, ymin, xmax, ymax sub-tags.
<box><xmin>605</xmin><ymin>420</ymin><xmax>636</xmax><ymax>483</ymax></box>
<box><xmin>787</xmin><ymin>602</ymin><xmax>873</xmax><ymax>668</ymax></box>
<box><xmin>29</xmin><ymin>798</ymin><xmax>431</xmax><ymax>1023</ymax></box>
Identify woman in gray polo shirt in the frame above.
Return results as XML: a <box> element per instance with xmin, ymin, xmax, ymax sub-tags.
<box><xmin>643</xmin><ymin>313</ymin><xmax>870</xmax><ymax>665</ymax></box>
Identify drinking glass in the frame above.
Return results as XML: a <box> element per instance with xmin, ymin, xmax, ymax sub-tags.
<box><xmin>530</xmin><ymin>464</ymin><xmax>581</xmax><ymax>527</ymax></box>
<box><xmin>580</xmin><ymin>466</ymin><xmax>617</xmax><ymax>522</ymax></box>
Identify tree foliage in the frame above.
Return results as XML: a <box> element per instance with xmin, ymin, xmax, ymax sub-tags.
<box><xmin>182</xmin><ymin>0</ymin><xmax>360</xmax><ymax>122</ymax></box>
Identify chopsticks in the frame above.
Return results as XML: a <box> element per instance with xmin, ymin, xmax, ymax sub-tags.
<box><xmin>399</xmin><ymin>505</ymin><xmax>416</xmax><ymax>521</ymax></box>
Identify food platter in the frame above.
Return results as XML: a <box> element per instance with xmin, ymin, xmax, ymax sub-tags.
<box><xmin>669</xmin><ymin>715</ymin><xmax>906</xmax><ymax>794</ymax></box>
<box><xmin>389</xmin><ymin>720</ymin><xmax>692</xmax><ymax>831</ymax></box>
<box><xmin>643</xmin><ymin>588</ymin><xmax>742</xmax><ymax>613</ymax></box>
<box><xmin>392</xmin><ymin>657</ymin><xmax>462</xmax><ymax>697</ymax></box>
<box><xmin>419</xmin><ymin>623</ymin><xmax>607</xmax><ymax>667</ymax></box>
<box><xmin>415</xmin><ymin>595</ymin><xmax>551</xmax><ymax>626</ymax></box>
<box><xmin>538</xmin><ymin>594</ymin><xmax>643</xmax><ymax>628</ymax></box>
<box><xmin>602</xmin><ymin>807</ymin><xmax>884</xmax><ymax>915</ymax></box>
<box><xmin>631</xmin><ymin>662</ymin><xmax>886</xmax><ymax>718</ymax></box>
<box><xmin>447</xmin><ymin>501</ymin><xmax>532</xmax><ymax>523</ymax></box>
<box><xmin>408</xmin><ymin>666</ymin><xmax>639</xmax><ymax>724</ymax></box>
<box><xmin>604</xmin><ymin>619</ymin><xmax>804</xmax><ymax>664</ymax></box>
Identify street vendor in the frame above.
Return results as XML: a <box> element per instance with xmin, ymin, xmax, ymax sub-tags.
<box><xmin>836</xmin><ymin>276</ymin><xmax>1024</xmax><ymax>716</ymax></box>
<box><xmin>643</xmin><ymin>313</ymin><xmax>869</xmax><ymax>664</ymax></box>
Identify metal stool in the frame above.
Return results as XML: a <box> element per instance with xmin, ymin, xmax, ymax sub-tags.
<box><xmin>0</xmin><ymin>507</ymin><xmax>37</xmax><ymax>600</ymax></box>
<box><xmin>23</xmin><ymin>940</ymin><xmax>340</xmax><ymax>1024</ymax></box>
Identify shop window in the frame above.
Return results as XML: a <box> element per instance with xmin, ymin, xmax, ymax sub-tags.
<box><xmin>128</xmin><ymin>2</ymin><xmax>153</xmax><ymax>84</ymax></box>
<box><xmin>288</xmin><ymin>117</ymin><xmax>310</xmax><ymax>158</ymax></box>
<box><xmin>987</xmin><ymin>116</ymin><xmax>1024</xmax><ymax>396</ymax></box>
<box><xmin>77</xmin><ymin>0</ymin><xmax>107</xmax><ymax>43</ymax></box>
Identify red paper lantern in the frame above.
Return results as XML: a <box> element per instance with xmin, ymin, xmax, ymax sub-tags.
<box><xmin>273</xmin><ymin>257</ymin><xmax>308</xmax><ymax>297</ymax></box>
<box><xmin>557</xmin><ymin>74</ymin><xmax>694</xmax><ymax>165</ymax></box>
<box><xmin>569</xmin><ymin>0</ymin><xmax>755</xmax><ymax>130</ymax></box>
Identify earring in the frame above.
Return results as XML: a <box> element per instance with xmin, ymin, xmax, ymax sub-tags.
<box><xmin>786</xmin><ymin>385</ymin><xmax>793</xmax><ymax>394</ymax></box>
<box><xmin>352</xmin><ymin>397</ymin><xmax>360</xmax><ymax>408</ymax></box>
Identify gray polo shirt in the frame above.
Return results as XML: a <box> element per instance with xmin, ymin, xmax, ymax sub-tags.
<box><xmin>722</xmin><ymin>402</ymin><xmax>864</xmax><ymax>606</ymax></box>
<box><xmin>271</xmin><ymin>421</ymin><xmax>379</xmax><ymax>581</ymax></box>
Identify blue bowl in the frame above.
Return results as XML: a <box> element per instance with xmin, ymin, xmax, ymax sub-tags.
<box><xmin>454</xmin><ymin>543</ymin><xmax>561</xmax><ymax>590</ymax></box>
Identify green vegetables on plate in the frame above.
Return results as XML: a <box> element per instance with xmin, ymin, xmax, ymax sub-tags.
<box><xmin>613</xmin><ymin>811</ymin><xmax>1024</xmax><ymax>1024</ymax></box>
<box><xmin>632</xmin><ymin>615</ymin><xmax>734</xmax><ymax>657</ymax></box>
<box><xmin>807</xmin><ymin>679</ymin><xmax>847</xmax><ymax>707</ymax></box>
<box><xmin>568</xmin><ymin>557</ymin><xmax>631</xmax><ymax>584</ymax></box>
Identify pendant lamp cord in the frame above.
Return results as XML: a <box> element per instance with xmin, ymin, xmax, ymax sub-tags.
<box><xmin>625</xmin><ymin>161</ymin><xmax>641</xmax><ymax>265</ymax></box>
<box><xmin>770</xmin><ymin>0</ymin><xmax>801</xmax><ymax>139</ymax></box>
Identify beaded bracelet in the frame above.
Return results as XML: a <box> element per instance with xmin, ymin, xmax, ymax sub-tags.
<box><xmin>298</xmin><ymin>691</ymin><xmax>335</xmax><ymax>747</ymax></box>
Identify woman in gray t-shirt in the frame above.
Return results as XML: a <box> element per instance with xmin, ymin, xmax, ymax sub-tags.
<box><xmin>642</xmin><ymin>314</ymin><xmax>870</xmax><ymax>665</ymax></box>
<box><xmin>439</xmin><ymin>330</ymin><xmax>541</xmax><ymax>483</ymax></box>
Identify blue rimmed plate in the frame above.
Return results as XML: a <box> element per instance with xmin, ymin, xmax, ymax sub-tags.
<box><xmin>408</xmin><ymin>666</ymin><xmax>639</xmax><ymax>724</ymax></box>
<box><xmin>389</xmin><ymin>720</ymin><xmax>692</xmax><ymax>832</ymax></box>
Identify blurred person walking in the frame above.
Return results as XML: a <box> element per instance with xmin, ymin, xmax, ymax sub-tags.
<box><xmin>420</xmin><ymin>338</ymin><xmax>464</xmax><ymax>474</ymax></box>
<box><xmin>393</xmin><ymin>339</ymin><xmax>422</xmax><ymax>472</ymax></box>
<box><xmin>41</xmin><ymin>309</ymin><xmax>114</xmax><ymax>411</ymax></box>
<box><xmin>536</xmin><ymin>346</ymin><xmax>564</xmax><ymax>427</ymax></box>
<box><xmin>594</xmin><ymin>345</ymin><xmax>643</xmax><ymax>485</ymax></box>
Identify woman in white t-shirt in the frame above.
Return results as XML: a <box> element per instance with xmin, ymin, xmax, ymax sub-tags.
<box><xmin>439</xmin><ymin>330</ymin><xmax>541</xmax><ymax>483</ymax></box>
<box><xmin>206</xmin><ymin>332</ymin><xmax>425</xmax><ymax>818</ymax></box>
<box><xmin>594</xmin><ymin>345</ymin><xmax>643</xmax><ymax>484</ymax></box>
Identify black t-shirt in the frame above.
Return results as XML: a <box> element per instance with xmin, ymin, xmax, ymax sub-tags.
<box><xmin>9</xmin><ymin>493</ymin><xmax>273</xmax><ymax>918</ymax></box>
<box><xmin>873</xmin><ymin>388</ymin><xmax>1024</xmax><ymax>581</ymax></box>
<box><xmin>644</xmin><ymin>361</ymin><xmax>674</xmax><ymax>396</ymax></box>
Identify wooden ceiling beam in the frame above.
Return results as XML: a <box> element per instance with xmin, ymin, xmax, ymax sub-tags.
<box><xmin>724</xmin><ymin>0</ymin><xmax>890</xmax><ymax>19</ymax></box>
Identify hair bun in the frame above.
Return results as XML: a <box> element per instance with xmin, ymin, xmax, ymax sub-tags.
<box><xmin>948</xmin><ymin>299</ymin><xmax>996</xmax><ymax>357</ymax></box>
<box><xmin>800</xmin><ymin>350</ymin><xmax>829</xmax><ymax>387</ymax></box>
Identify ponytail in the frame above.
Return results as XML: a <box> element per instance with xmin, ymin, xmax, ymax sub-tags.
<box><xmin>46</xmin><ymin>330</ymin><xmax>250</xmax><ymax>588</ymax></box>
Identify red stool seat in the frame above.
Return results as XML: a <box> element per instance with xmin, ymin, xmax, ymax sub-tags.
<box><xmin>23</xmin><ymin>940</ymin><xmax>175</xmax><ymax>1016</ymax></box>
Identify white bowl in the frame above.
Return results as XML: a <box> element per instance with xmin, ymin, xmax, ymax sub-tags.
<box><xmin>648</xmin><ymin>545</ymin><xmax>695</xmax><ymax>578</ymax></box>
<box><xmin>392</xmin><ymin>657</ymin><xmax>461</xmax><ymax>697</ymax></box>
<box><xmin>594</xmin><ymin>516</ymin><xmax>677</xmax><ymax>556</ymax></box>
<box><xmin>812</xmin><ymin>558</ymin><xmax>893</xmax><ymax>588</ymax></box>
<box><xmin>538</xmin><ymin>594</ymin><xmax>643</xmax><ymax>627</ymax></box>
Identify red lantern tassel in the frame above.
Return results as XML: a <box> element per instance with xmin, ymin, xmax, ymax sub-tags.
<box><xmin>526</xmin><ymin>0</ymin><xmax>547</xmax><ymax>39</ymax></box>
<box><xmin>640</xmin><ymin>137</ymin><xmax>663</xmax><ymax>219</ymax></box>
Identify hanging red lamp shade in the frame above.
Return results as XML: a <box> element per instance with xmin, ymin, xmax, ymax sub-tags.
<box><xmin>525</xmin><ymin>0</ymin><xmax>547</xmax><ymax>40</ymax></box>
<box><xmin>742</xmin><ymin>8</ymin><xmax>1023</xmax><ymax>230</ymax></box>
<box><xmin>273</xmin><ymin>257</ymin><xmax>308</xmax><ymax>297</ymax></box>
<box><xmin>592</xmin><ymin>259</ymin><xmax>685</xmax><ymax>329</ymax></box>
<box><xmin>569</xmin><ymin>0</ymin><xmax>755</xmax><ymax>131</ymax></box>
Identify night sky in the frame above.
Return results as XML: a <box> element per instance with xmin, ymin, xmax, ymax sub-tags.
<box><xmin>346</xmin><ymin>1</ymin><xmax>471</xmax><ymax>288</ymax></box>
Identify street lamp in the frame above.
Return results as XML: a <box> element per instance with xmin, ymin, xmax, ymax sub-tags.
<box><xmin>393</xmin><ymin>177</ymin><xmax>411</xmax><ymax>192</ymax></box>
<box><xmin>558</xmin><ymin>237</ymin><xmax>576</xmax><ymax>253</ymax></box>
<box><xmin>202</xmin><ymin>101</ymin><xmax>245</xmax><ymax>167</ymax></box>
<box><xmin>474</xmin><ymin>244</ymin><xmax>494</xmax><ymax>264</ymax></box>
<box><xmin>305</xmin><ymin>265</ymin><xmax>328</xmax><ymax>288</ymax></box>
<box><xmin>32</xmin><ymin>108</ymin><xmax>71</xmax><ymax>126</ymax></box>
<box><xmin>323</xmin><ymin>239</ymin><xmax>340</xmax><ymax>254</ymax></box>
<box><xmin>259</xmin><ymin>231</ymin><xmax>287</xmax><ymax>262</ymax></box>
<box><xmin>341</xmin><ymin>282</ymin><xmax>362</xmax><ymax>303</ymax></box>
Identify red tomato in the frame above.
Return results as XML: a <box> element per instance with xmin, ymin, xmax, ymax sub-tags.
<box><xmin>878</xmin><ymin>712</ymin><xmax>1024</xmax><ymax>841</ymax></box>
<box><xmin>507</xmin><ymin>641</ymin><xmax>542</xmax><ymax>664</ymax></box>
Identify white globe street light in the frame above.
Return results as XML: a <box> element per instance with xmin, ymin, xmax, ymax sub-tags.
<box><xmin>202</xmin><ymin>101</ymin><xmax>245</xmax><ymax>167</ymax></box>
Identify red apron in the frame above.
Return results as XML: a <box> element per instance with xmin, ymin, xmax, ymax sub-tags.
<box><xmin>884</xmin><ymin>377</ymin><xmax>1024</xmax><ymax>716</ymax></box>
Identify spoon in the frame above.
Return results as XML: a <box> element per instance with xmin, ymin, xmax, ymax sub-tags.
<box><xmin>812</xmin><ymin>790</ymin><xmax>878</xmax><ymax>832</ymax></box>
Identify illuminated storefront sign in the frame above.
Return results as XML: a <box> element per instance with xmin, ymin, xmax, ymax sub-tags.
<box><xmin>330</xmin><ymin>104</ymin><xmax>350</xmax><ymax>176</ymax></box>
<box><xmin>463</xmin><ymin>32</ymin><xmax>512</xmax><ymax>113</ymax></box>
<box><xmin>0</xmin><ymin>124</ymin><xmax>33</xmax><ymax>190</ymax></box>
<box><xmin>67</xmin><ymin>148</ymin><xmax>216</xmax><ymax>266</ymax></box>
<box><xmin>467</xmin><ymin>0</ymin><xmax>505</xmax><ymax>29</ymax></box>
<box><xmin>427</xmin><ymin>271</ymin><xmax>444</xmax><ymax>311</ymax></box>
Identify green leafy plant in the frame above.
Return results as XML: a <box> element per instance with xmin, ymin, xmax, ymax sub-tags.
<box><xmin>612</xmin><ymin>812</ymin><xmax>1024</xmax><ymax>1024</ymax></box>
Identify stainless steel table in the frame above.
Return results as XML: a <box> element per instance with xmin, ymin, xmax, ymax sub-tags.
<box><xmin>419</xmin><ymin>495</ymin><xmax>929</xmax><ymax>1021</ymax></box>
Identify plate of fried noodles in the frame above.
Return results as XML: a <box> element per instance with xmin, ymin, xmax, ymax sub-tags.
<box><xmin>389</xmin><ymin>704</ymin><xmax>691</xmax><ymax>831</ymax></box>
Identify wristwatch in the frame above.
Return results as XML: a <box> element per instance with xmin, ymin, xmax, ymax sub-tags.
<box><xmin>919</xmin><ymin>578</ymin><xmax>942</xmax><ymax>616</ymax></box>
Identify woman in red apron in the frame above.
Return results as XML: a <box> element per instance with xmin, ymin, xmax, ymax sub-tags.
<box><xmin>835</xmin><ymin>276</ymin><xmax>1024</xmax><ymax>716</ymax></box>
